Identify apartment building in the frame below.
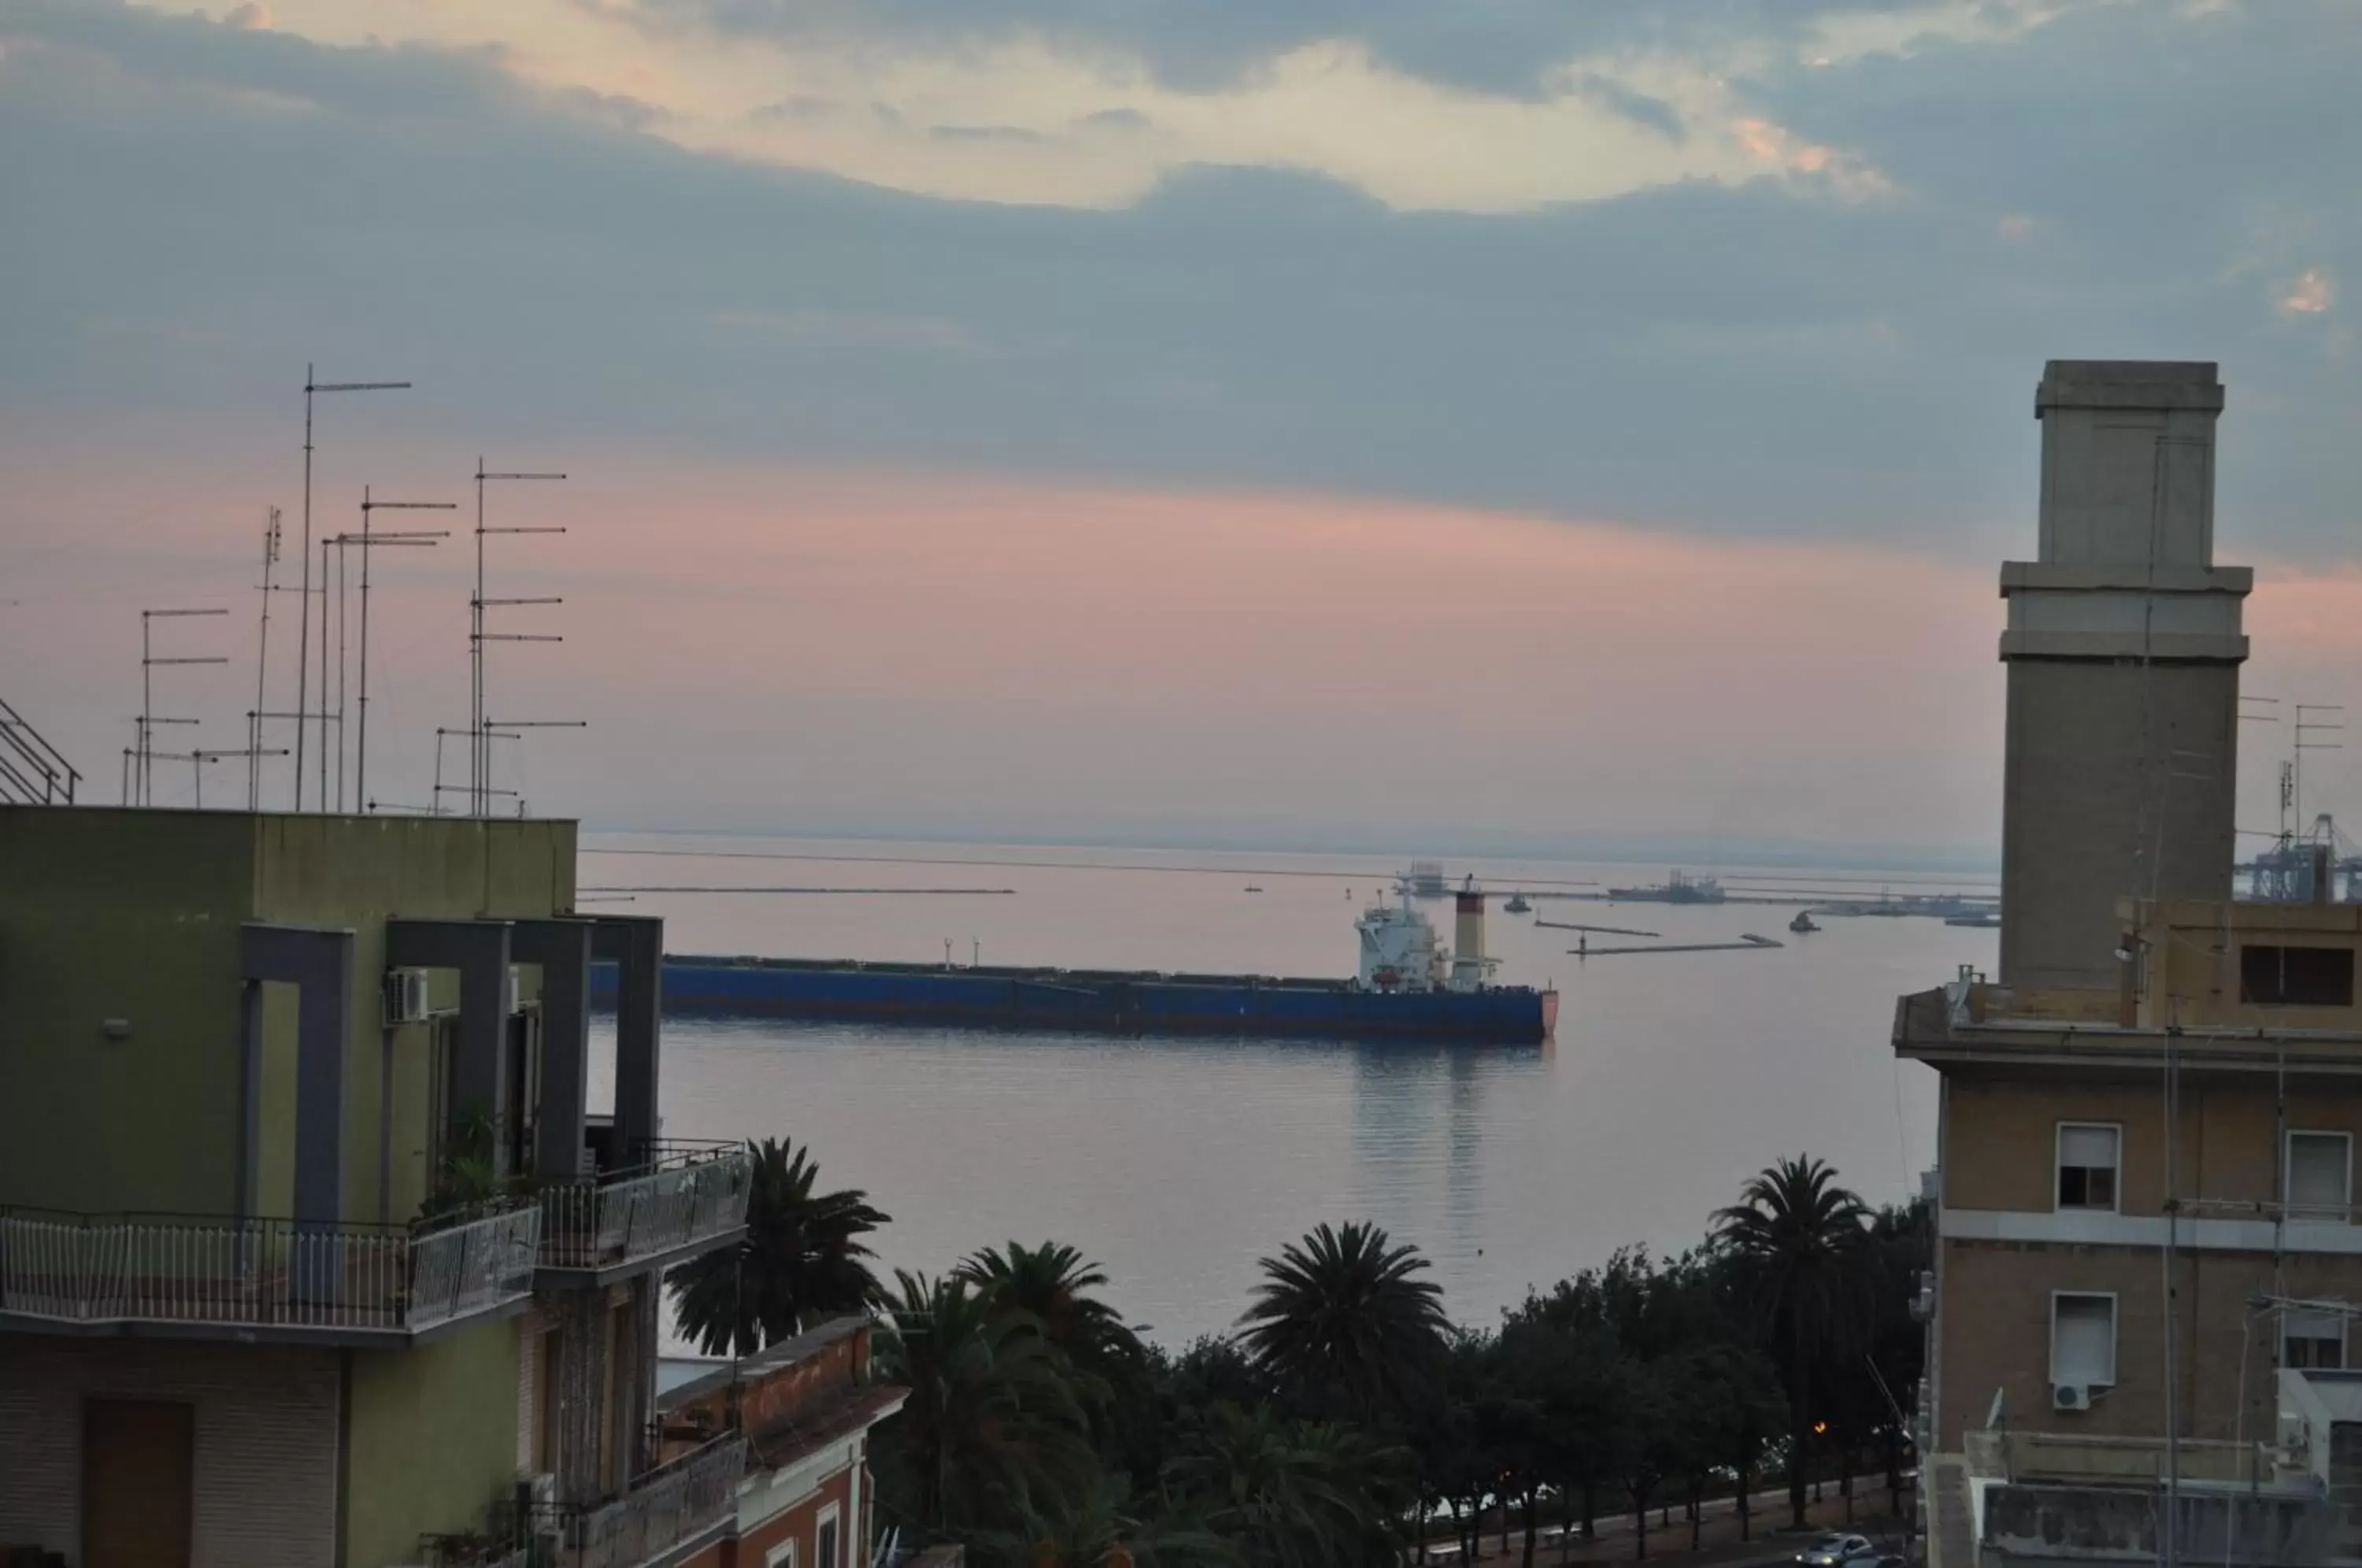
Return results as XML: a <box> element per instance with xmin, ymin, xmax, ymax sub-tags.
<box><xmin>657</xmin><ymin>1318</ymin><xmax>909</xmax><ymax>1568</ymax></box>
<box><xmin>0</xmin><ymin>805</ymin><xmax>751</xmax><ymax>1568</ymax></box>
<box><xmin>1898</xmin><ymin>364</ymin><xmax>2362</xmax><ymax>1566</ymax></box>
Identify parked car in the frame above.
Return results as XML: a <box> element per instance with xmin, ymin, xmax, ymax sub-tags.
<box><xmin>1794</xmin><ymin>1534</ymin><xmax>1879</xmax><ymax>1568</ymax></box>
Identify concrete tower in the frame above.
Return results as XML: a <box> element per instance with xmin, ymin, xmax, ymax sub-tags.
<box><xmin>1997</xmin><ymin>361</ymin><xmax>2250</xmax><ymax>992</ymax></box>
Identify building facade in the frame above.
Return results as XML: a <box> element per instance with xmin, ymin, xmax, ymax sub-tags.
<box><xmin>1899</xmin><ymin>366</ymin><xmax>2362</xmax><ymax>1566</ymax></box>
<box><xmin>658</xmin><ymin>1318</ymin><xmax>909</xmax><ymax>1568</ymax></box>
<box><xmin>0</xmin><ymin>805</ymin><xmax>750</xmax><ymax>1568</ymax></box>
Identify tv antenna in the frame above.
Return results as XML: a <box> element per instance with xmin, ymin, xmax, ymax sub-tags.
<box><xmin>349</xmin><ymin>486</ymin><xmax>454</xmax><ymax>811</ymax></box>
<box><xmin>246</xmin><ymin>507</ymin><xmax>285</xmax><ymax>810</ymax></box>
<box><xmin>139</xmin><ymin>608</ymin><xmax>228</xmax><ymax>806</ymax></box>
<box><xmin>470</xmin><ymin>460</ymin><xmax>567</xmax><ymax>816</ymax></box>
<box><xmin>2294</xmin><ymin>704</ymin><xmax>2345</xmax><ymax>829</ymax></box>
<box><xmin>431</xmin><ymin>726</ymin><xmax>520</xmax><ymax>815</ymax></box>
<box><xmin>294</xmin><ymin>367</ymin><xmax>410</xmax><ymax>812</ymax></box>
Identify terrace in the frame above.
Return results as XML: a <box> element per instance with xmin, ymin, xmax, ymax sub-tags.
<box><xmin>0</xmin><ymin>1202</ymin><xmax>539</xmax><ymax>1345</ymax></box>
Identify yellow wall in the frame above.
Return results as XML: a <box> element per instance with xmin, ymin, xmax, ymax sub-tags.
<box><xmin>2129</xmin><ymin>897</ymin><xmax>2362</xmax><ymax>1030</ymax></box>
<box><xmin>345</xmin><ymin>1318</ymin><xmax>525</xmax><ymax>1568</ymax></box>
<box><xmin>1942</xmin><ymin>1072</ymin><xmax>2362</xmax><ymax>1215</ymax></box>
<box><xmin>0</xmin><ymin>809</ymin><xmax>257</xmax><ymax>1215</ymax></box>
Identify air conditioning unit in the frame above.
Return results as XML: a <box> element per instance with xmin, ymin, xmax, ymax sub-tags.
<box><xmin>2053</xmin><ymin>1384</ymin><xmax>2093</xmax><ymax>1412</ymax></box>
<box><xmin>383</xmin><ymin>967</ymin><xmax>431</xmax><ymax>1026</ymax></box>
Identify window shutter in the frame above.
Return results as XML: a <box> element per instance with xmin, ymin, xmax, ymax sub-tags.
<box><xmin>2060</xmin><ymin>1126</ymin><xmax>2117</xmax><ymax>1170</ymax></box>
<box><xmin>2053</xmin><ymin>1297</ymin><xmax>2115</xmax><ymax>1385</ymax></box>
<box><xmin>2290</xmin><ymin>1135</ymin><xmax>2350</xmax><ymax>1211</ymax></box>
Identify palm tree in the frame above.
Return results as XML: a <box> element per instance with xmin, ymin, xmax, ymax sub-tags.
<box><xmin>957</xmin><ymin>1240</ymin><xmax>1141</xmax><ymax>1377</ymax></box>
<box><xmin>1164</xmin><ymin>1402</ymin><xmax>1399</xmax><ymax>1568</ymax></box>
<box><xmin>870</xmin><ymin>1270</ymin><xmax>1100</xmax><ymax>1548</ymax></box>
<box><xmin>1236</xmin><ymin>1221</ymin><xmax>1449</xmax><ymax>1420</ymax></box>
<box><xmin>1712</xmin><ymin>1156</ymin><xmax>1871</xmax><ymax>1530</ymax></box>
<box><xmin>667</xmin><ymin>1136</ymin><xmax>888</xmax><ymax>1356</ymax></box>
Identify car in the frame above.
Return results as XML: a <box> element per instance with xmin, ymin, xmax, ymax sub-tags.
<box><xmin>1793</xmin><ymin>1534</ymin><xmax>1879</xmax><ymax>1567</ymax></box>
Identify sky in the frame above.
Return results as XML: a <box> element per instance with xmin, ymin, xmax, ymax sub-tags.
<box><xmin>2</xmin><ymin>0</ymin><xmax>2357</xmax><ymax>860</ymax></box>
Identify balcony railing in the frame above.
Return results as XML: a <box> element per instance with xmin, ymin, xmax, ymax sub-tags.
<box><xmin>565</xmin><ymin>1433</ymin><xmax>747</xmax><ymax>1568</ymax></box>
<box><xmin>538</xmin><ymin>1146</ymin><xmax>750</xmax><ymax>1278</ymax></box>
<box><xmin>0</xmin><ymin>1204</ymin><xmax>539</xmax><ymax>1337</ymax></box>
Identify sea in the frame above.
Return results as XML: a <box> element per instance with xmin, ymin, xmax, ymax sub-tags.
<box><xmin>582</xmin><ymin>834</ymin><xmax>1992</xmax><ymax>1347</ymax></box>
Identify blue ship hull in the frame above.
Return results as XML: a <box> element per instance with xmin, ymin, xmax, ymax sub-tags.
<box><xmin>592</xmin><ymin>956</ymin><xmax>1556</xmax><ymax>1045</ymax></box>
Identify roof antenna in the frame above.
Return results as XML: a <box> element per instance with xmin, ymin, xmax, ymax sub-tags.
<box><xmin>350</xmin><ymin>485</ymin><xmax>455</xmax><ymax>812</ymax></box>
<box><xmin>295</xmin><ymin>367</ymin><xmax>410</xmax><ymax>812</ymax></box>
<box><xmin>470</xmin><ymin>460</ymin><xmax>566</xmax><ymax>816</ymax></box>
<box><xmin>139</xmin><ymin>608</ymin><xmax>228</xmax><ymax>807</ymax></box>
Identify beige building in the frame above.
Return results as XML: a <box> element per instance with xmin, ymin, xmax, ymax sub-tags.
<box><xmin>1899</xmin><ymin>364</ymin><xmax>2362</xmax><ymax>1568</ymax></box>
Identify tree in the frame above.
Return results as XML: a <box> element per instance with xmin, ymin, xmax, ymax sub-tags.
<box><xmin>1713</xmin><ymin>1156</ymin><xmax>1872</xmax><ymax>1531</ymax></box>
<box><xmin>1864</xmin><ymin>1200</ymin><xmax>1932</xmax><ymax>1517</ymax></box>
<box><xmin>1164</xmin><ymin>1402</ymin><xmax>1401</xmax><ymax>1568</ymax></box>
<box><xmin>959</xmin><ymin>1241</ymin><xmax>1142</xmax><ymax>1386</ymax></box>
<box><xmin>1664</xmin><ymin>1342</ymin><xmax>1786</xmax><ymax>1548</ymax></box>
<box><xmin>667</xmin><ymin>1136</ymin><xmax>887</xmax><ymax>1356</ymax></box>
<box><xmin>1237</xmin><ymin>1222</ymin><xmax>1450</xmax><ymax>1421</ymax></box>
<box><xmin>871</xmin><ymin>1270</ymin><xmax>1101</xmax><ymax>1554</ymax></box>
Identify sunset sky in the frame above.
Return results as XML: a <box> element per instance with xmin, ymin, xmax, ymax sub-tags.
<box><xmin>3</xmin><ymin>0</ymin><xmax>2357</xmax><ymax>860</ymax></box>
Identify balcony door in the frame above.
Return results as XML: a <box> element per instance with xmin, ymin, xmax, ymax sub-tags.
<box><xmin>83</xmin><ymin>1398</ymin><xmax>194</xmax><ymax>1568</ymax></box>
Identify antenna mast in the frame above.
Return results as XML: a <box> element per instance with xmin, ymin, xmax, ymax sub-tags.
<box><xmin>471</xmin><ymin>460</ymin><xmax>567</xmax><ymax>816</ymax></box>
<box><xmin>139</xmin><ymin>608</ymin><xmax>228</xmax><ymax>807</ymax></box>
<box><xmin>350</xmin><ymin>486</ymin><xmax>455</xmax><ymax>812</ymax></box>
<box><xmin>295</xmin><ymin>368</ymin><xmax>409</xmax><ymax>812</ymax></box>
<box><xmin>249</xmin><ymin>507</ymin><xmax>283</xmax><ymax>810</ymax></box>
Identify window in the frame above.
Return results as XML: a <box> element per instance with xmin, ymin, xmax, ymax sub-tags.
<box><xmin>2051</xmin><ymin>1293</ymin><xmax>2117</xmax><ymax>1388</ymax></box>
<box><xmin>767</xmin><ymin>1544</ymin><xmax>798</xmax><ymax>1568</ymax></box>
<box><xmin>817</xmin><ymin>1507</ymin><xmax>842</xmax><ymax>1568</ymax></box>
<box><xmin>2241</xmin><ymin>945</ymin><xmax>2356</xmax><ymax>1008</ymax></box>
<box><xmin>2057</xmin><ymin>1123</ymin><xmax>2121</xmax><ymax>1211</ymax></box>
<box><xmin>2288</xmin><ymin>1132</ymin><xmax>2353</xmax><ymax>1219</ymax></box>
<box><xmin>2285</xmin><ymin>1309</ymin><xmax>2346</xmax><ymax>1370</ymax></box>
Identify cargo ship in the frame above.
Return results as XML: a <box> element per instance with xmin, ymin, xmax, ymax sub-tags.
<box><xmin>592</xmin><ymin>881</ymin><xmax>1556</xmax><ymax>1044</ymax></box>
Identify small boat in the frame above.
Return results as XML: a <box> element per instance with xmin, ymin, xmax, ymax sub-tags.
<box><xmin>1944</xmin><ymin>912</ymin><xmax>2001</xmax><ymax>928</ymax></box>
<box><xmin>1505</xmin><ymin>893</ymin><xmax>1532</xmax><ymax>914</ymax></box>
<box><xmin>1245</xmin><ymin>886</ymin><xmax>1264</xmax><ymax>893</ymax></box>
<box><xmin>1789</xmin><ymin>911</ymin><xmax>1820</xmax><ymax>934</ymax></box>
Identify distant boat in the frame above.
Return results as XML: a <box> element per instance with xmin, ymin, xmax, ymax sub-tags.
<box><xmin>1245</xmin><ymin>886</ymin><xmax>1264</xmax><ymax>893</ymax></box>
<box><xmin>1945</xmin><ymin>912</ymin><xmax>2001</xmax><ymax>928</ymax></box>
<box><xmin>1605</xmin><ymin>870</ymin><xmax>1726</xmax><ymax>904</ymax></box>
<box><xmin>1789</xmin><ymin>911</ymin><xmax>1820</xmax><ymax>934</ymax></box>
<box><xmin>1505</xmin><ymin>893</ymin><xmax>1533</xmax><ymax>914</ymax></box>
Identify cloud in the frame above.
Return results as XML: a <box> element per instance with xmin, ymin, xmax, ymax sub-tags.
<box><xmin>2</xmin><ymin>0</ymin><xmax>2357</xmax><ymax>566</ymax></box>
<box><xmin>709</xmin><ymin>309</ymin><xmax>988</xmax><ymax>355</ymax></box>
<box><xmin>926</xmin><ymin>123</ymin><xmax>1043</xmax><ymax>145</ymax></box>
<box><xmin>2279</xmin><ymin>268</ymin><xmax>2336</xmax><ymax>316</ymax></box>
<box><xmin>115</xmin><ymin>0</ymin><xmax>1911</xmax><ymax>212</ymax></box>
<box><xmin>221</xmin><ymin>2</ymin><xmax>271</xmax><ymax>30</ymax></box>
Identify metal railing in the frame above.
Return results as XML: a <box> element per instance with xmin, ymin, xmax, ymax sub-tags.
<box><xmin>0</xmin><ymin>1204</ymin><xmax>539</xmax><ymax>1334</ymax></box>
<box><xmin>563</xmin><ymin>1433</ymin><xmax>746</xmax><ymax>1568</ymax></box>
<box><xmin>538</xmin><ymin>1146</ymin><xmax>750</xmax><ymax>1274</ymax></box>
<box><xmin>0</xmin><ymin>693</ymin><xmax>79</xmax><ymax>804</ymax></box>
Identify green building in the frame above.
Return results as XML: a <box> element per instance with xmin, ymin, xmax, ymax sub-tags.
<box><xmin>0</xmin><ymin>806</ymin><xmax>751</xmax><ymax>1567</ymax></box>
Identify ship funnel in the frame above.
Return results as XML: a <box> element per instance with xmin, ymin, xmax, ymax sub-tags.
<box><xmin>1451</xmin><ymin>885</ymin><xmax>1486</xmax><ymax>993</ymax></box>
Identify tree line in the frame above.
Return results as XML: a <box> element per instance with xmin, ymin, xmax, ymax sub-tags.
<box><xmin>668</xmin><ymin>1141</ymin><xmax>1929</xmax><ymax>1568</ymax></box>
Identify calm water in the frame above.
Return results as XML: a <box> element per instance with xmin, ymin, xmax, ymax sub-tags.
<box><xmin>584</xmin><ymin>835</ymin><xmax>1990</xmax><ymax>1344</ymax></box>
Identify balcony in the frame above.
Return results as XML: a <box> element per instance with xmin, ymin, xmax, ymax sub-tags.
<box><xmin>425</xmin><ymin>1434</ymin><xmax>749</xmax><ymax>1568</ymax></box>
<box><xmin>536</xmin><ymin>1145</ymin><xmax>751</xmax><ymax>1287</ymax></box>
<box><xmin>566</xmin><ymin>1433</ymin><xmax>748</xmax><ymax>1568</ymax></box>
<box><xmin>0</xmin><ymin>1204</ymin><xmax>540</xmax><ymax>1345</ymax></box>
